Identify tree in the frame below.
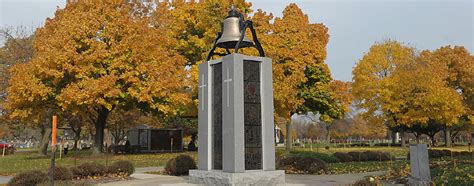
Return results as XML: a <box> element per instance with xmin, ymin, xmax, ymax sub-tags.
<box><xmin>352</xmin><ymin>40</ymin><xmax>417</xmax><ymax>146</ymax></box>
<box><xmin>253</xmin><ymin>4</ymin><xmax>332</xmax><ymax>152</ymax></box>
<box><xmin>427</xmin><ymin>46</ymin><xmax>474</xmax><ymax>146</ymax></box>
<box><xmin>6</xmin><ymin>1</ymin><xmax>189</xmax><ymax>153</ymax></box>
<box><xmin>0</xmin><ymin>27</ymin><xmax>53</xmax><ymax>153</ymax></box>
<box><xmin>353</xmin><ymin>40</ymin><xmax>468</xmax><ymax>147</ymax></box>
<box><xmin>107</xmin><ymin>108</ymin><xmax>142</xmax><ymax>145</ymax></box>
<box><xmin>149</xmin><ymin>1</ymin><xmax>253</xmax><ymax>147</ymax></box>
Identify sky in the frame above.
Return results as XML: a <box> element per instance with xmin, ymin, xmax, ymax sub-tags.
<box><xmin>1</xmin><ymin>0</ymin><xmax>472</xmax><ymax>81</ymax></box>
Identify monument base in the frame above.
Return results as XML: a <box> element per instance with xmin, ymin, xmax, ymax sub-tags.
<box><xmin>407</xmin><ymin>177</ymin><xmax>431</xmax><ymax>186</ymax></box>
<box><xmin>189</xmin><ymin>170</ymin><xmax>285</xmax><ymax>186</ymax></box>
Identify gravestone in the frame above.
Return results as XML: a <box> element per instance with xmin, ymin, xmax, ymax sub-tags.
<box><xmin>408</xmin><ymin>144</ymin><xmax>431</xmax><ymax>186</ymax></box>
<box><xmin>190</xmin><ymin>53</ymin><xmax>285</xmax><ymax>185</ymax></box>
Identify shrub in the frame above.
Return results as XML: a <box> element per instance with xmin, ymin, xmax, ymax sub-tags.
<box><xmin>108</xmin><ymin>161</ymin><xmax>135</xmax><ymax>176</ymax></box>
<box><xmin>364</xmin><ymin>151</ymin><xmax>379</xmax><ymax>161</ymax></box>
<box><xmin>354</xmin><ymin>176</ymin><xmax>381</xmax><ymax>186</ymax></box>
<box><xmin>71</xmin><ymin>163</ymin><xmax>107</xmax><ymax>177</ymax></box>
<box><xmin>48</xmin><ymin>166</ymin><xmax>73</xmax><ymax>180</ymax></box>
<box><xmin>165</xmin><ymin>155</ymin><xmax>197</xmax><ymax>176</ymax></box>
<box><xmin>348</xmin><ymin>152</ymin><xmax>368</xmax><ymax>161</ymax></box>
<box><xmin>8</xmin><ymin>170</ymin><xmax>47</xmax><ymax>186</ymax></box>
<box><xmin>334</xmin><ymin>152</ymin><xmax>352</xmax><ymax>162</ymax></box>
<box><xmin>279</xmin><ymin>156</ymin><xmax>328</xmax><ymax>174</ymax></box>
<box><xmin>411</xmin><ymin>149</ymin><xmax>471</xmax><ymax>160</ymax></box>
<box><xmin>380</xmin><ymin>152</ymin><xmax>393</xmax><ymax>161</ymax></box>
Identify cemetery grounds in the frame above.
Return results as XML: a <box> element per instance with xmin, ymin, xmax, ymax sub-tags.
<box><xmin>0</xmin><ymin>145</ymin><xmax>472</xmax><ymax>185</ymax></box>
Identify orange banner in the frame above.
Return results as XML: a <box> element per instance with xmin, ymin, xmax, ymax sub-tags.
<box><xmin>52</xmin><ymin>115</ymin><xmax>57</xmax><ymax>146</ymax></box>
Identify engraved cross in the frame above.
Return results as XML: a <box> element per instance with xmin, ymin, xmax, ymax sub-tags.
<box><xmin>223</xmin><ymin>67</ymin><xmax>232</xmax><ymax>108</ymax></box>
<box><xmin>198</xmin><ymin>74</ymin><xmax>207</xmax><ymax>111</ymax></box>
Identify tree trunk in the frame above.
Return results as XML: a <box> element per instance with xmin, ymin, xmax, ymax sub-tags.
<box><xmin>326</xmin><ymin>125</ymin><xmax>331</xmax><ymax>143</ymax></box>
<box><xmin>400</xmin><ymin>129</ymin><xmax>406</xmax><ymax>147</ymax></box>
<box><xmin>38</xmin><ymin>126</ymin><xmax>51</xmax><ymax>156</ymax></box>
<box><xmin>285</xmin><ymin>120</ymin><xmax>292</xmax><ymax>153</ymax></box>
<box><xmin>73</xmin><ymin>127</ymin><xmax>81</xmax><ymax>150</ymax></box>
<box><xmin>93</xmin><ymin>107</ymin><xmax>110</xmax><ymax>154</ymax></box>
<box><xmin>415</xmin><ymin>133</ymin><xmax>420</xmax><ymax>144</ymax></box>
<box><xmin>391</xmin><ymin>130</ymin><xmax>397</xmax><ymax>144</ymax></box>
<box><xmin>445</xmin><ymin>127</ymin><xmax>452</xmax><ymax>147</ymax></box>
<box><xmin>429</xmin><ymin>133</ymin><xmax>436</xmax><ymax>147</ymax></box>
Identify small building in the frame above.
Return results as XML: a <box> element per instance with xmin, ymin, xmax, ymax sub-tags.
<box><xmin>127</xmin><ymin>125</ymin><xmax>183</xmax><ymax>152</ymax></box>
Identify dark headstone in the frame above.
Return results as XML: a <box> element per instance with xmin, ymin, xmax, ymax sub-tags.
<box><xmin>213</xmin><ymin>63</ymin><xmax>223</xmax><ymax>170</ymax></box>
<box><xmin>244</xmin><ymin>60</ymin><xmax>262</xmax><ymax>170</ymax></box>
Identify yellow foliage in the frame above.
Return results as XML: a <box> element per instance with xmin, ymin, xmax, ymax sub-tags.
<box><xmin>7</xmin><ymin>1</ymin><xmax>189</xmax><ymax>119</ymax></box>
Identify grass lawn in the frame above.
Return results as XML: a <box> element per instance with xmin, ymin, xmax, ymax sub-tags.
<box><xmin>0</xmin><ymin>150</ymin><xmax>197</xmax><ymax>176</ymax></box>
<box><xmin>431</xmin><ymin>156</ymin><xmax>474</xmax><ymax>185</ymax></box>
<box><xmin>1</xmin><ymin>146</ymin><xmax>470</xmax><ymax>176</ymax></box>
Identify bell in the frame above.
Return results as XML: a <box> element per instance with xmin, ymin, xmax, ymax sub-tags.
<box><xmin>216</xmin><ymin>7</ymin><xmax>254</xmax><ymax>49</ymax></box>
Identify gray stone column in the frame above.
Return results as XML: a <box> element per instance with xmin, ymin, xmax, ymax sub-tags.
<box><xmin>259</xmin><ymin>56</ymin><xmax>276</xmax><ymax>171</ymax></box>
<box><xmin>222</xmin><ymin>54</ymin><xmax>245</xmax><ymax>173</ymax></box>
<box><xmin>198</xmin><ymin>61</ymin><xmax>213</xmax><ymax>170</ymax></box>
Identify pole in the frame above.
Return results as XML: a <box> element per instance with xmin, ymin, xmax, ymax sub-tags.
<box><xmin>2</xmin><ymin>145</ymin><xmax>5</xmax><ymax>157</ymax></box>
<box><xmin>50</xmin><ymin>115</ymin><xmax>57</xmax><ymax>186</ymax></box>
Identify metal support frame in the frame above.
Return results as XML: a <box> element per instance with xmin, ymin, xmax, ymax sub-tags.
<box><xmin>206</xmin><ymin>20</ymin><xmax>265</xmax><ymax>61</ymax></box>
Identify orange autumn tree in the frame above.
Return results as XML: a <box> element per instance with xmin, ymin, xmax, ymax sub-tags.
<box><xmin>352</xmin><ymin>40</ymin><xmax>416</xmax><ymax>146</ymax></box>
<box><xmin>353</xmin><ymin>40</ymin><xmax>467</xmax><ymax>146</ymax></box>
<box><xmin>418</xmin><ymin>46</ymin><xmax>473</xmax><ymax>146</ymax></box>
<box><xmin>253</xmin><ymin>4</ymin><xmax>333</xmax><ymax>151</ymax></box>
<box><xmin>6</xmin><ymin>0</ymin><xmax>188</xmax><ymax>153</ymax></box>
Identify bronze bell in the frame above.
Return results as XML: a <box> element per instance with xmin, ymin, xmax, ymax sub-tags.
<box><xmin>216</xmin><ymin>6</ymin><xmax>254</xmax><ymax>49</ymax></box>
<box><xmin>206</xmin><ymin>6</ymin><xmax>265</xmax><ymax>61</ymax></box>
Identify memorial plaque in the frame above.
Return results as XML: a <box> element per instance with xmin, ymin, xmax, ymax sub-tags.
<box><xmin>244</xmin><ymin>60</ymin><xmax>262</xmax><ymax>170</ymax></box>
<box><xmin>212</xmin><ymin>63</ymin><xmax>223</xmax><ymax>170</ymax></box>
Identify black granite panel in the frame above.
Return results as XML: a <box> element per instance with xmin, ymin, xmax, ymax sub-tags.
<box><xmin>243</xmin><ymin>60</ymin><xmax>262</xmax><ymax>170</ymax></box>
<box><xmin>212</xmin><ymin>63</ymin><xmax>222</xmax><ymax>170</ymax></box>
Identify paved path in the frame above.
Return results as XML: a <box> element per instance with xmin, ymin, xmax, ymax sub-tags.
<box><xmin>0</xmin><ymin>166</ymin><xmax>385</xmax><ymax>185</ymax></box>
<box><xmin>101</xmin><ymin>168</ymin><xmax>386</xmax><ymax>186</ymax></box>
<box><xmin>0</xmin><ymin>176</ymin><xmax>12</xmax><ymax>185</ymax></box>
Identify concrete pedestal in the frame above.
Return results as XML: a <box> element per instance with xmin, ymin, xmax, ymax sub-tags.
<box><xmin>189</xmin><ymin>170</ymin><xmax>285</xmax><ymax>186</ymax></box>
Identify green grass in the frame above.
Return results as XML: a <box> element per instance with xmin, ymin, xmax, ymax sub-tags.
<box><xmin>2</xmin><ymin>146</ymin><xmax>470</xmax><ymax>177</ymax></box>
<box><xmin>431</xmin><ymin>157</ymin><xmax>474</xmax><ymax>185</ymax></box>
<box><xmin>0</xmin><ymin>150</ymin><xmax>197</xmax><ymax>176</ymax></box>
<box><xmin>329</xmin><ymin>160</ymin><xmax>408</xmax><ymax>174</ymax></box>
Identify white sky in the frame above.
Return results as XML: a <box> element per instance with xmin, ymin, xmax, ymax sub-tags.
<box><xmin>1</xmin><ymin>0</ymin><xmax>473</xmax><ymax>81</ymax></box>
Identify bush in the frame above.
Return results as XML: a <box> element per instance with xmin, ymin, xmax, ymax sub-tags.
<box><xmin>8</xmin><ymin>170</ymin><xmax>47</xmax><ymax>186</ymax></box>
<box><xmin>379</xmin><ymin>152</ymin><xmax>393</xmax><ymax>161</ymax></box>
<box><xmin>71</xmin><ymin>163</ymin><xmax>107</xmax><ymax>177</ymax></box>
<box><xmin>165</xmin><ymin>155</ymin><xmax>197</xmax><ymax>176</ymax></box>
<box><xmin>48</xmin><ymin>166</ymin><xmax>73</xmax><ymax>180</ymax></box>
<box><xmin>348</xmin><ymin>152</ymin><xmax>368</xmax><ymax>161</ymax></box>
<box><xmin>279</xmin><ymin>156</ymin><xmax>328</xmax><ymax>174</ymax></box>
<box><xmin>354</xmin><ymin>176</ymin><xmax>382</xmax><ymax>186</ymax></box>
<box><xmin>108</xmin><ymin>161</ymin><xmax>135</xmax><ymax>176</ymax></box>
<box><xmin>364</xmin><ymin>151</ymin><xmax>379</xmax><ymax>161</ymax></box>
<box><xmin>334</xmin><ymin>152</ymin><xmax>352</xmax><ymax>162</ymax></box>
<box><xmin>409</xmin><ymin>149</ymin><xmax>471</xmax><ymax>160</ymax></box>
